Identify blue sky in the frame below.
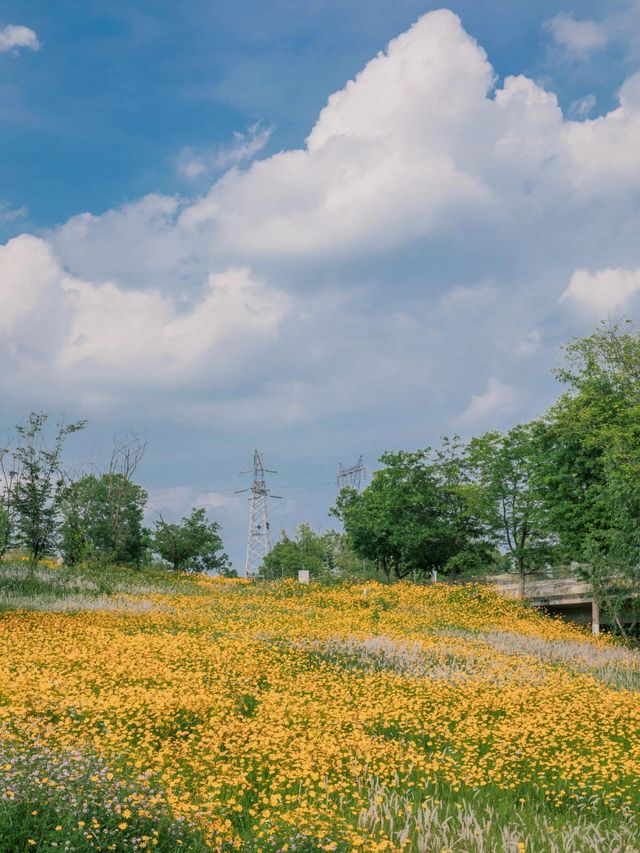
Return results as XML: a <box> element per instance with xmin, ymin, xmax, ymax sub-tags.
<box><xmin>1</xmin><ymin>1</ymin><xmax>640</xmax><ymax>568</ymax></box>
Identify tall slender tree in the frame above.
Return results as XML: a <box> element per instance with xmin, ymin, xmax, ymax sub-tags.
<box><xmin>467</xmin><ymin>424</ymin><xmax>553</xmax><ymax>598</ymax></box>
<box><xmin>10</xmin><ymin>413</ymin><xmax>86</xmax><ymax>563</ymax></box>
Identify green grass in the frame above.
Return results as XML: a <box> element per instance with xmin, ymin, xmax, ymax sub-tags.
<box><xmin>0</xmin><ymin>559</ymin><xmax>201</xmax><ymax>612</ymax></box>
<box><xmin>0</xmin><ymin>743</ymin><xmax>209</xmax><ymax>852</ymax></box>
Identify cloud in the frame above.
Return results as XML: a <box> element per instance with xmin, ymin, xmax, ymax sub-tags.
<box><xmin>3</xmin><ymin>8</ymin><xmax>640</xmax><ymax>440</ymax></box>
<box><xmin>41</xmin><ymin>10</ymin><xmax>640</xmax><ymax>281</ymax></box>
<box><xmin>0</xmin><ymin>235</ymin><xmax>62</xmax><ymax>336</ymax></box>
<box><xmin>0</xmin><ymin>201</ymin><xmax>28</xmax><ymax>222</ymax></box>
<box><xmin>146</xmin><ymin>486</ymin><xmax>240</xmax><ymax>520</ymax></box>
<box><xmin>568</xmin><ymin>94</ymin><xmax>596</xmax><ymax>119</ymax></box>
<box><xmin>0</xmin><ymin>24</ymin><xmax>40</xmax><ymax>54</ymax></box>
<box><xmin>171</xmin><ymin>11</ymin><xmax>640</xmax><ymax>259</ymax></box>
<box><xmin>177</xmin><ymin>122</ymin><xmax>272</xmax><ymax>180</ymax></box>
<box><xmin>179</xmin><ymin>10</ymin><xmax>496</xmax><ymax>256</ymax></box>
<box><xmin>513</xmin><ymin>330</ymin><xmax>541</xmax><ymax>358</ymax></box>
<box><xmin>439</xmin><ymin>283</ymin><xmax>496</xmax><ymax>311</ymax></box>
<box><xmin>455</xmin><ymin>378</ymin><xmax>519</xmax><ymax>429</ymax></box>
<box><xmin>0</xmin><ymin>235</ymin><xmax>289</xmax><ymax>396</ymax></box>
<box><xmin>7</xmin><ymin>7</ymin><xmax>640</xmax><ymax>566</ymax></box>
<box><xmin>58</xmin><ymin>266</ymin><xmax>288</xmax><ymax>382</ymax></box>
<box><xmin>544</xmin><ymin>4</ymin><xmax>640</xmax><ymax>64</ymax></box>
<box><xmin>561</xmin><ymin>267</ymin><xmax>640</xmax><ymax>315</ymax></box>
<box><xmin>545</xmin><ymin>14</ymin><xmax>608</xmax><ymax>58</ymax></box>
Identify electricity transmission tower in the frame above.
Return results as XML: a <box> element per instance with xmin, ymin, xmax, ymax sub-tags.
<box><xmin>237</xmin><ymin>450</ymin><xmax>280</xmax><ymax>578</ymax></box>
<box><xmin>337</xmin><ymin>455</ymin><xmax>366</xmax><ymax>492</ymax></box>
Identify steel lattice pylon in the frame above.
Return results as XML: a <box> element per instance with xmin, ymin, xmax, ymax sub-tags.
<box><xmin>337</xmin><ymin>455</ymin><xmax>366</xmax><ymax>492</ymax></box>
<box><xmin>237</xmin><ymin>450</ymin><xmax>280</xmax><ymax>578</ymax></box>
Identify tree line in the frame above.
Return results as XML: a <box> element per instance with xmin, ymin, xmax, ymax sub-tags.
<box><xmin>4</xmin><ymin>319</ymin><xmax>640</xmax><ymax>626</ymax></box>
<box><xmin>266</xmin><ymin>322</ymin><xmax>640</xmax><ymax>626</ymax></box>
<box><xmin>0</xmin><ymin>417</ymin><xmax>232</xmax><ymax>575</ymax></box>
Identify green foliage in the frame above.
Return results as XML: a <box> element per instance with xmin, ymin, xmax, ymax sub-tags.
<box><xmin>0</xmin><ymin>559</ymin><xmax>210</xmax><ymax>612</ymax></box>
<box><xmin>332</xmin><ymin>445</ymin><xmax>497</xmax><ymax>581</ymax></box>
<box><xmin>0</xmin><ymin>745</ymin><xmax>207</xmax><ymax>852</ymax></box>
<box><xmin>61</xmin><ymin>473</ymin><xmax>148</xmax><ymax>567</ymax></box>
<box><xmin>261</xmin><ymin>525</ymin><xmax>375</xmax><ymax>581</ymax></box>
<box><xmin>0</xmin><ymin>506</ymin><xmax>9</xmax><ymax>557</ymax></box>
<box><xmin>260</xmin><ymin>524</ymin><xmax>363</xmax><ymax>581</ymax></box>
<box><xmin>534</xmin><ymin>401</ymin><xmax>611</xmax><ymax>565</ymax></box>
<box><xmin>467</xmin><ymin>424</ymin><xmax>555</xmax><ymax>595</ymax></box>
<box><xmin>151</xmin><ymin>507</ymin><xmax>229</xmax><ymax>573</ymax></box>
<box><xmin>9</xmin><ymin>413</ymin><xmax>86</xmax><ymax>563</ymax></box>
<box><xmin>544</xmin><ymin>320</ymin><xmax>640</xmax><ymax>626</ymax></box>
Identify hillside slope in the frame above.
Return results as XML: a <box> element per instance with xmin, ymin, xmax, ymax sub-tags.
<box><xmin>1</xmin><ymin>567</ymin><xmax>639</xmax><ymax>852</ymax></box>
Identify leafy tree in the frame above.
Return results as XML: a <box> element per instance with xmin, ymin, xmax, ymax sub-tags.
<box><xmin>322</xmin><ymin>529</ymin><xmax>377</xmax><ymax>580</ymax></box>
<box><xmin>0</xmin><ymin>506</ymin><xmax>9</xmax><ymax>557</ymax></box>
<box><xmin>60</xmin><ymin>473</ymin><xmax>148</xmax><ymax>566</ymax></box>
<box><xmin>467</xmin><ymin>424</ymin><xmax>554</xmax><ymax>598</ymax></box>
<box><xmin>103</xmin><ymin>433</ymin><xmax>147</xmax><ymax>565</ymax></box>
<box><xmin>0</xmin><ymin>446</ymin><xmax>19</xmax><ymax>556</ymax></box>
<box><xmin>260</xmin><ymin>531</ymin><xmax>302</xmax><ymax>579</ymax></box>
<box><xmin>10</xmin><ymin>413</ymin><xmax>86</xmax><ymax>563</ymax></box>
<box><xmin>261</xmin><ymin>524</ymin><xmax>334</xmax><ymax>580</ymax></box>
<box><xmin>543</xmin><ymin>320</ymin><xmax>640</xmax><ymax>627</ymax></box>
<box><xmin>151</xmin><ymin>508</ymin><xmax>229</xmax><ymax>574</ymax></box>
<box><xmin>219</xmin><ymin>565</ymin><xmax>239</xmax><ymax>578</ymax></box>
<box><xmin>261</xmin><ymin>525</ymin><xmax>374</xmax><ymax>581</ymax></box>
<box><xmin>59</xmin><ymin>477</ymin><xmax>94</xmax><ymax>566</ymax></box>
<box><xmin>534</xmin><ymin>397</ymin><xmax>611</xmax><ymax>565</ymax></box>
<box><xmin>432</xmin><ymin>436</ymin><xmax>499</xmax><ymax>576</ymax></box>
<box><xmin>333</xmin><ymin>447</ymin><xmax>494</xmax><ymax>581</ymax></box>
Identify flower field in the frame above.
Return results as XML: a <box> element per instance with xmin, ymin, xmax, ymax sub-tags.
<box><xmin>1</xmin><ymin>572</ymin><xmax>639</xmax><ymax>852</ymax></box>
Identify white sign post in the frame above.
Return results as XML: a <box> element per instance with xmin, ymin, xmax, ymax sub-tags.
<box><xmin>298</xmin><ymin>569</ymin><xmax>310</xmax><ymax>584</ymax></box>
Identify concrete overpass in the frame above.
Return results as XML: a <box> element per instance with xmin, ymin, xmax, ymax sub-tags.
<box><xmin>486</xmin><ymin>574</ymin><xmax>602</xmax><ymax>635</ymax></box>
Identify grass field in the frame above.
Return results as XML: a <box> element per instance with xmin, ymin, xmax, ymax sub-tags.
<box><xmin>1</xmin><ymin>564</ymin><xmax>639</xmax><ymax>852</ymax></box>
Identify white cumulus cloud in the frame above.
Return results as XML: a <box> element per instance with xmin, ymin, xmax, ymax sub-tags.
<box><xmin>455</xmin><ymin>378</ymin><xmax>519</xmax><ymax>429</ymax></box>
<box><xmin>177</xmin><ymin>122</ymin><xmax>273</xmax><ymax>180</ymax></box>
<box><xmin>546</xmin><ymin>14</ymin><xmax>608</xmax><ymax>57</ymax></box>
<box><xmin>146</xmin><ymin>486</ymin><xmax>240</xmax><ymax>519</ymax></box>
<box><xmin>3</xmin><ymin>9</ymin><xmax>640</xmax><ymax>436</ymax></box>
<box><xmin>561</xmin><ymin>267</ymin><xmax>640</xmax><ymax>315</ymax></box>
<box><xmin>0</xmin><ymin>235</ymin><xmax>58</xmax><ymax>334</ymax></box>
<box><xmin>0</xmin><ymin>24</ymin><xmax>40</xmax><ymax>54</ymax></box>
<box><xmin>0</xmin><ymin>235</ymin><xmax>289</xmax><ymax>395</ymax></box>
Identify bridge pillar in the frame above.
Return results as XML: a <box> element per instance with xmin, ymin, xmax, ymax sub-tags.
<box><xmin>591</xmin><ymin>596</ymin><xmax>600</xmax><ymax>637</ymax></box>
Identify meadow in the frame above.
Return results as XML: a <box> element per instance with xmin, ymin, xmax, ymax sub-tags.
<box><xmin>1</xmin><ymin>564</ymin><xmax>639</xmax><ymax>852</ymax></box>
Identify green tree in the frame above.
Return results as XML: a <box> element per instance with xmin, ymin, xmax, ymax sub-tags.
<box><xmin>543</xmin><ymin>320</ymin><xmax>640</xmax><ymax>627</ymax></box>
<box><xmin>433</xmin><ymin>436</ymin><xmax>499</xmax><ymax>577</ymax></box>
<box><xmin>261</xmin><ymin>525</ymin><xmax>373</xmax><ymax>582</ymax></box>
<box><xmin>322</xmin><ymin>529</ymin><xmax>377</xmax><ymax>580</ymax></box>
<box><xmin>0</xmin><ymin>506</ymin><xmax>9</xmax><ymax>557</ymax></box>
<box><xmin>0</xmin><ymin>446</ymin><xmax>19</xmax><ymax>556</ymax></box>
<box><xmin>333</xmin><ymin>447</ymin><xmax>494</xmax><ymax>581</ymax></box>
<box><xmin>60</xmin><ymin>473</ymin><xmax>148</xmax><ymax>566</ymax></box>
<box><xmin>10</xmin><ymin>413</ymin><xmax>86</xmax><ymax>563</ymax></box>
<box><xmin>59</xmin><ymin>476</ymin><xmax>94</xmax><ymax>566</ymax></box>
<box><xmin>467</xmin><ymin>424</ymin><xmax>554</xmax><ymax>598</ymax></box>
<box><xmin>535</xmin><ymin>397</ymin><xmax>611</xmax><ymax>565</ymax></box>
<box><xmin>151</xmin><ymin>508</ymin><xmax>229</xmax><ymax>574</ymax></box>
<box><xmin>261</xmin><ymin>524</ymin><xmax>334</xmax><ymax>580</ymax></box>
